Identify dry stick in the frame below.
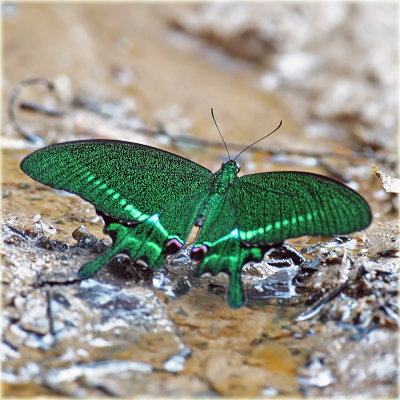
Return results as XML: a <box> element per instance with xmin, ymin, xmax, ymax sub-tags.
<box><xmin>46</xmin><ymin>290</ymin><xmax>55</xmax><ymax>337</ymax></box>
<box><xmin>20</xmin><ymin>101</ymin><xmax>65</xmax><ymax>117</ymax></box>
<box><xmin>9</xmin><ymin>77</ymin><xmax>65</xmax><ymax>145</ymax></box>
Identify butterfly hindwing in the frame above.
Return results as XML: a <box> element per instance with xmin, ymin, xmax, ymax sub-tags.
<box><xmin>79</xmin><ymin>189</ymin><xmax>208</xmax><ymax>278</ymax></box>
<box><xmin>192</xmin><ymin>192</ymin><xmax>267</xmax><ymax>308</ymax></box>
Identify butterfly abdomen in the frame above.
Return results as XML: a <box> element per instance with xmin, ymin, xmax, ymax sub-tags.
<box><xmin>195</xmin><ymin>193</ymin><xmax>223</xmax><ymax>227</ymax></box>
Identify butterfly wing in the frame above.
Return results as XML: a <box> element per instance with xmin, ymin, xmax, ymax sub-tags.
<box><xmin>192</xmin><ymin>191</ymin><xmax>268</xmax><ymax>308</ymax></box>
<box><xmin>21</xmin><ymin>140</ymin><xmax>212</xmax><ymax>223</ymax></box>
<box><xmin>235</xmin><ymin>171</ymin><xmax>372</xmax><ymax>243</ymax></box>
<box><xmin>21</xmin><ymin>140</ymin><xmax>212</xmax><ymax>273</ymax></box>
<box><xmin>192</xmin><ymin>171</ymin><xmax>371</xmax><ymax>307</ymax></box>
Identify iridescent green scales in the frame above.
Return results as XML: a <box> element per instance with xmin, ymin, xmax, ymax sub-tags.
<box><xmin>20</xmin><ymin>140</ymin><xmax>372</xmax><ymax>307</ymax></box>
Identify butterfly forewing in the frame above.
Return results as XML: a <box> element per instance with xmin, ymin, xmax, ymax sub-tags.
<box><xmin>21</xmin><ymin>140</ymin><xmax>213</xmax><ymax>225</ymax></box>
<box><xmin>235</xmin><ymin>171</ymin><xmax>372</xmax><ymax>244</ymax></box>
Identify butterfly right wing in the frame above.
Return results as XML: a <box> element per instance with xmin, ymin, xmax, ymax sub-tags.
<box><xmin>191</xmin><ymin>170</ymin><xmax>371</xmax><ymax>308</ymax></box>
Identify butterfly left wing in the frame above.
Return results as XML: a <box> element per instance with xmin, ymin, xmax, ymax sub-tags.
<box><xmin>20</xmin><ymin>140</ymin><xmax>212</xmax><ymax>223</ymax></box>
<box><xmin>20</xmin><ymin>140</ymin><xmax>213</xmax><ymax>276</ymax></box>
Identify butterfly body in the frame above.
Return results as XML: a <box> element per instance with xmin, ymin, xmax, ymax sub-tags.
<box><xmin>195</xmin><ymin>160</ymin><xmax>239</xmax><ymax>226</ymax></box>
<box><xmin>20</xmin><ymin>139</ymin><xmax>372</xmax><ymax>308</ymax></box>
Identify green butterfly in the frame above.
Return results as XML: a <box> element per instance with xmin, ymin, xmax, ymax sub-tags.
<box><xmin>20</xmin><ymin>123</ymin><xmax>371</xmax><ymax>307</ymax></box>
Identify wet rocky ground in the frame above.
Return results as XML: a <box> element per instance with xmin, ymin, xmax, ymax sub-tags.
<box><xmin>2</xmin><ymin>3</ymin><xmax>398</xmax><ymax>398</ymax></box>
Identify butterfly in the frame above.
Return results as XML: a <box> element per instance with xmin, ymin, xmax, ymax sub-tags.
<box><xmin>20</xmin><ymin>119</ymin><xmax>372</xmax><ymax>308</ymax></box>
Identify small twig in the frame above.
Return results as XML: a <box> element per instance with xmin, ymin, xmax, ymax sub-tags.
<box><xmin>11</xmin><ymin>84</ymin><xmax>382</xmax><ymax>163</ymax></box>
<box><xmin>9</xmin><ymin>77</ymin><xmax>65</xmax><ymax>145</ymax></box>
<box><xmin>135</xmin><ymin>126</ymin><xmax>381</xmax><ymax>164</ymax></box>
<box><xmin>46</xmin><ymin>290</ymin><xmax>55</xmax><ymax>336</ymax></box>
<box><xmin>5</xmin><ymin>223</ymin><xmax>30</xmax><ymax>239</ymax></box>
<box><xmin>19</xmin><ymin>101</ymin><xmax>65</xmax><ymax>117</ymax></box>
<box><xmin>10</xmin><ymin>78</ymin><xmax>388</xmax><ymax>168</ymax></box>
<box><xmin>35</xmin><ymin>277</ymin><xmax>82</xmax><ymax>288</ymax></box>
<box><xmin>295</xmin><ymin>281</ymin><xmax>349</xmax><ymax>321</ymax></box>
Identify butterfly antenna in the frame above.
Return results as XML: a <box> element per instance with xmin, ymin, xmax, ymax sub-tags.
<box><xmin>234</xmin><ymin>120</ymin><xmax>282</xmax><ymax>162</ymax></box>
<box><xmin>211</xmin><ymin>108</ymin><xmax>231</xmax><ymax>160</ymax></box>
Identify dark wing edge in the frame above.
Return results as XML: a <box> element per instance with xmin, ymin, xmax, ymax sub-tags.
<box><xmin>21</xmin><ymin>139</ymin><xmax>212</xmax><ymax>176</ymax></box>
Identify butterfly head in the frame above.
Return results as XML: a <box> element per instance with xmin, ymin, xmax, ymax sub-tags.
<box><xmin>221</xmin><ymin>160</ymin><xmax>240</xmax><ymax>174</ymax></box>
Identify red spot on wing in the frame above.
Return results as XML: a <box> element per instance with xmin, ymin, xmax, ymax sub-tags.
<box><xmin>191</xmin><ymin>245</ymin><xmax>208</xmax><ymax>264</ymax></box>
<box><xmin>165</xmin><ymin>238</ymin><xmax>184</xmax><ymax>255</ymax></box>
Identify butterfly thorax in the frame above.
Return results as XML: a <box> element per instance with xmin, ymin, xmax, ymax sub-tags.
<box><xmin>211</xmin><ymin>160</ymin><xmax>240</xmax><ymax>193</ymax></box>
<box><xmin>195</xmin><ymin>160</ymin><xmax>240</xmax><ymax>227</ymax></box>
